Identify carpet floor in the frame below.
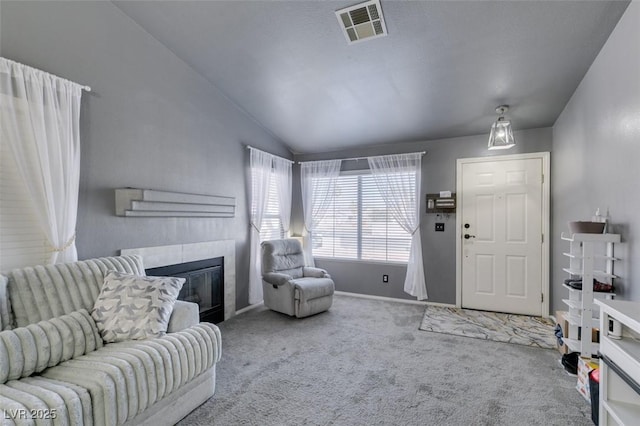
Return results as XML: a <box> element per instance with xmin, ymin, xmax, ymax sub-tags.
<box><xmin>179</xmin><ymin>295</ymin><xmax>591</xmax><ymax>426</ymax></box>
<box><xmin>419</xmin><ymin>306</ymin><xmax>557</xmax><ymax>349</ymax></box>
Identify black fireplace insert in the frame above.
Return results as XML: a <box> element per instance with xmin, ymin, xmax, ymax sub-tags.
<box><xmin>146</xmin><ymin>257</ymin><xmax>224</xmax><ymax>324</ymax></box>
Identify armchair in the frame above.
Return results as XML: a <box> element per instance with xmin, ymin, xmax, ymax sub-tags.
<box><xmin>261</xmin><ymin>238</ymin><xmax>334</xmax><ymax>318</ymax></box>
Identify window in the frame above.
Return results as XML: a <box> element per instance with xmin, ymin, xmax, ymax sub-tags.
<box><xmin>0</xmin><ymin>94</ymin><xmax>48</xmax><ymax>272</ymax></box>
<box><xmin>261</xmin><ymin>177</ymin><xmax>283</xmax><ymax>242</ymax></box>
<box><xmin>250</xmin><ymin>168</ymin><xmax>283</xmax><ymax>242</ymax></box>
<box><xmin>313</xmin><ymin>171</ymin><xmax>412</xmax><ymax>263</ymax></box>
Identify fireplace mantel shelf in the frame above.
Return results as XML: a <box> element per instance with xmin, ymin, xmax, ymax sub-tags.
<box><xmin>115</xmin><ymin>188</ymin><xmax>236</xmax><ymax>218</ymax></box>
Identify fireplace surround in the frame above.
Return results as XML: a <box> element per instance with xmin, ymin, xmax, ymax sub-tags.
<box><xmin>121</xmin><ymin>240</ymin><xmax>236</xmax><ymax>320</ymax></box>
<box><xmin>146</xmin><ymin>257</ymin><xmax>224</xmax><ymax>323</ymax></box>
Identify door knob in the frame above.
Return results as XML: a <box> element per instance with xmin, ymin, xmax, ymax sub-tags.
<box><xmin>464</xmin><ymin>234</ymin><xmax>476</xmax><ymax>239</ymax></box>
<box><xmin>464</xmin><ymin>223</ymin><xmax>470</xmax><ymax>229</ymax></box>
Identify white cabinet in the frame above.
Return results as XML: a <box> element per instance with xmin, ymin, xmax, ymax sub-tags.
<box><xmin>561</xmin><ymin>232</ymin><xmax>620</xmax><ymax>356</ymax></box>
<box><xmin>595</xmin><ymin>299</ymin><xmax>640</xmax><ymax>426</ymax></box>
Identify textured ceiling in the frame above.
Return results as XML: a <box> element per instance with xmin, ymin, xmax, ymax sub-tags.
<box><xmin>113</xmin><ymin>0</ymin><xmax>629</xmax><ymax>154</ymax></box>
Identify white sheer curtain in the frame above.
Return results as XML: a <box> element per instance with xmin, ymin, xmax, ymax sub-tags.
<box><xmin>273</xmin><ymin>156</ymin><xmax>292</xmax><ymax>237</ymax></box>
<box><xmin>249</xmin><ymin>149</ymin><xmax>273</xmax><ymax>304</ymax></box>
<box><xmin>0</xmin><ymin>57</ymin><xmax>83</xmax><ymax>264</ymax></box>
<box><xmin>368</xmin><ymin>153</ymin><xmax>427</xmax><ymax>300</ymax></box>
<box><xmin>300</xmin><ymin>159</ymin><xmax>342</xmax><ymax>266</ymax></box>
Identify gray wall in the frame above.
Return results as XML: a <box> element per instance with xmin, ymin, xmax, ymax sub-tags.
<box><xmin>293</xmin><ymin>127</ymin><xmax>553</xmax><ymax>304</ymax></box>
<box><xmin>552</xmin><ymin>2</ymin><xmax>640</xmax><ymax>311</ymax></box>
<box><xmin>0</xmin><ymin>1</ymin><xmax>291</xmax><ymax>310</ymax></box>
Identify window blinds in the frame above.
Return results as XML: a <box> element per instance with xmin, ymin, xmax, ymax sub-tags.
<box><xmin>250</xmin><ymin>167</ymin><xmax>284</xmax><ymax>242</ymax></box>
<box><xmin>261</xmin><ymin>176</ymin><xmax>284</xmax><ymax>242</ymax></box>
<box><xmin>0</xmin><ymin>125</ymin><xmax>48</xmax><ymax>272</ymax></box>
<box><xmin>313</xmin><ymin>172</ymin><xmax>412</xmax><ymax>262</ymax></box>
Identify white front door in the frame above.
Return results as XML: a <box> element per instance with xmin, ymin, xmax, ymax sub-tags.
<box><xmin>460</xmin><ymin>157</ymin><xmax>543</xmax><ymax>315</ymax></box>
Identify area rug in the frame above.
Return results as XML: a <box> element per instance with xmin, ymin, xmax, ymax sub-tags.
<box><xmin>419</xmin><ymin>305</ymin><xmax>556</xmax><ymax>349</ymax></box>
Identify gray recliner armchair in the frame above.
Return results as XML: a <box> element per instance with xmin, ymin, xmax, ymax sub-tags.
<box><xmin>261</xmin><ymin>238</ymin><xmax>335</xmax><ymax>318</ymax></box>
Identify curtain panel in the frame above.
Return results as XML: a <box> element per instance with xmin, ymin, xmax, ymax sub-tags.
<box><xmin>368</xmin><ymin>153</ymin><xmax>427</xmax><ymax>300</ymax></box>
<box><xmin>0</xmin><ymin>57</ymin><xmax>83</xmax><ymax>264</ymax></box>
<box><xmin>248</xmin><ymin>148</ymin><xmax>292</xmax><ymax>304</ymax></box>
<box><xmin>300</xmin><ymin>160</ymin><xmax>342</xmax><ymax>266</ymax></box>
<box><xmin>249</xmin><ymin>149</ymin><xmax>273</xmax><ymax>304</ymax></box>
<box><xmin>273</xmin><ymin>156</ymin><xmax>292</xmax><ymax>236</ymax></box>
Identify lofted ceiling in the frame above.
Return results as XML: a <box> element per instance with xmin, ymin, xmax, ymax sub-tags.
<box><xmin>113</xmin><ymin>0</ymin><xmax>629</xmax><ymax>154</ymax></box>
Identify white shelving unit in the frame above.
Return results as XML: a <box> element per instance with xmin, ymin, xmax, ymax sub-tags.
<box><xmin>561</xmin><ymin>232</ymin><xmax>620</xmax><ymax>356</ymax></box>
<box><xmin>595</xmin><ymin>299</ymin><xmax>640</xmax><ymax>426</ymax></box>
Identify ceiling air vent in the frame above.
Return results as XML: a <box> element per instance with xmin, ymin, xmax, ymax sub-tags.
<box><xmin>336</xmin><ymin>0</ymin><xmax>388</xmax><ymax>45</ymax></box>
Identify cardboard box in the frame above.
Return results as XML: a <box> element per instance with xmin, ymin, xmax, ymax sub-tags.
<box><xmin>555</xmin><ymin>310</ymin><xmax>570</xmax><ymax>354</ymax></box>
<box><xmin>554</xmin><ymin>310</ymin><xmax>599</xmax><ymax>355</ymax></box>
<box><xmin>576</xmin><ymin>357</ymin><xmax>599</xmax><ymax>402</ymax></box>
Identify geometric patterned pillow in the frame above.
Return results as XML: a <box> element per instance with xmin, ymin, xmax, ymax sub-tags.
<box><xmin>91</xmin><ymin>271</ymin><xmax>185</xmax><ymax>343</ymax></box>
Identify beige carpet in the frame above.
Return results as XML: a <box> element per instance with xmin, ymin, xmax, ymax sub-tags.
<box><xmin>419</xmin><ymin>305</ymin><xmax>557</xmax><ymax>349</ymax></box>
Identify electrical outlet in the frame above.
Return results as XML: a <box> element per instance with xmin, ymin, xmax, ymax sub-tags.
<box><xmin>435</xmin><ymin>223</ymin><xmax>445</xmax><ymax>232</ymax></box>
<box><xmin>383</xmin><ymin>274</ymin><xmax>389</xmax><ymax>283</ymax></box>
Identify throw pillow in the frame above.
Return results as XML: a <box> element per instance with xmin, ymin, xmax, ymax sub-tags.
<box><xmin>91</xmin><ymin>271</ymin><xmax>185</xmax><ymax>343</ymax></box>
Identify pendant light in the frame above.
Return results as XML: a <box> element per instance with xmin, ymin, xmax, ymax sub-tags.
<box><xmin>487</xmin><ymin>105</ymin><xmax>515</xmax><ymax>150</ymax></box>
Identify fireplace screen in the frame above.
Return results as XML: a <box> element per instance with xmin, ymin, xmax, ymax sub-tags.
<box><xmin>146</xmin><ymin>257</ymin><xmax>224</xmax><ymax>323</ymax></box>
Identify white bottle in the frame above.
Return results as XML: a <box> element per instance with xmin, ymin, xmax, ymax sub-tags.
<box><xmin>592</xmin><ymin>208</ymin><xmax>601</xmax><ymax>223</ymax></box>
<box><xmin>603</xmin><ymin>208</ymin><xmax>610</xmax><ymax>233</ymax></box>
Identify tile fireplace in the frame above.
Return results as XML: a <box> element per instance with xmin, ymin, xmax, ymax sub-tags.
<box><xmin>146</xmin><ymin>257</ymin><xmax>224</xmax><ymax>323</ymax></box>
<box><xmin>121</xmin><ymin>240</ymin><xmax>236</xmax><ymax>320</ymax></box>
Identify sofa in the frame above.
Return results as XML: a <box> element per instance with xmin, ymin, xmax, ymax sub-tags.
<box><xmin>0</xmin><ymin>255</ymin><xmax>221</xmax><ymax>426</ymax></box>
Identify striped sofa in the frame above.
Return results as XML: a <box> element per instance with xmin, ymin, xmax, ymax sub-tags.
<box><xmin>0</xmin><ymin>255</ymin><xmax>222</xmax><ymax>426</ymax></box>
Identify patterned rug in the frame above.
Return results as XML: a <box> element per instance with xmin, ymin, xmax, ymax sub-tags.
<box><xmin>419</xmin><ymin>305</ymin><xmax>556</xmax><ymax>349</ymax></box>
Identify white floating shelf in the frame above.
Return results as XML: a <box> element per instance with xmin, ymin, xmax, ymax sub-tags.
<box><xmin>563</xmin><ymin>252</ymin><xmax>580</xmax><ymax>259</ymax></box>
<box><xmin>116</xmin><ymin>188</ymin><xmax>235</xmax><ymax>218</ymax></box>
<box><xmin>562</xmin><ymin>268</ymin><xmax>618</xmax><ymax>279</ymax></box>
<box><xmin>561</xmin><ymin>232</ymin><xmax>620</xmax><ymax>243</ymax></box>
<box><xmin>563</xmin><ymin>298</ymin><xmax>582</xmax><ymax>310</ymax></box>
<box><xmin>563</xmin><ymin>252</ymin><xmax>617</xmax><ymax>261</ymax></box>
<box><xmin>564</xmin><ymin>337</ymin><xmax>599</xmax><ymax>354</ymax></box>
<box><xmin>596</xmin><ymin>255</ymin><xmax>620</xmax><ymax>261</ymax></box>
<box><xmin>567</xmin><ymin>313</ymin><xmax>600</xmax><ymax>329</ymax></box>
<box><xmin>594</xmin><ymin>270</ymin><xmax>619</xmax><ymax>279</ymax></box>
<box><xmin>564</xmin><ymin>337</ymin><xmax>581</xmax><ymax>352</ymax></box>
<box><xmin>562</xmin><ymin>283</ymin><xmax>616</xmax><ymax>298</ymax></box>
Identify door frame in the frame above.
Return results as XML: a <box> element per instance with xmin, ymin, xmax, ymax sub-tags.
<box><xmin>455</xmin><ymin>152</ymin><xmax>551</xmax><ymax>317</ymax></box>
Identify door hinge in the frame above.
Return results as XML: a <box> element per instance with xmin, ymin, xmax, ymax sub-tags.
<box><xmin>542</xmin><ymin>174</ymin><xmax>544</xmax><ymax>184</ymax></box>
<box><xmin>541</xmin><ymin>234</ymin><xmax>544</xmax><ymax>243</ymax></box>
<box><xmin>541</xmin><ymin>293</ymin><xmax>544</xmax><ymax>303</ymax></box>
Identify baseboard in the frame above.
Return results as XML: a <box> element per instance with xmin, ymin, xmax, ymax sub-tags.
<box><xmin>334</xmin><ymin>291</ymin><xmax>456</xmax><ymax>308</ymax></box>
<box><xmin>235</xmin><ymin>301</ymin><xmax>264</xmax><ymax>316</ymax></box>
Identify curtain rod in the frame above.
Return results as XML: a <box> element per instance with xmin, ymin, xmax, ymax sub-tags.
<box><xmin>1</xmin><ymin>57</ymin><xmax>91</xmax><ymax>92</ymax></box>
<box><xmin>245</xmin><ymin>145</ymin><xmax>294</xmax><ymax>164</ymax></box>
<box><xmin>297</xmin><ymin>151</ymin><xmax>426</xmax><ymax>164</ymax></box>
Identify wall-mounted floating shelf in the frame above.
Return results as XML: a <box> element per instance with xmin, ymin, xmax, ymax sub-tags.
<box><xmin>115</xmin><ymin>188</ymin><xmax>236</xmax><ymax>218</ymax></box>
<box><xmin>426</xmin><ymin>193</ymin><xmax>456</xmax><ymax>213</ymax></box>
